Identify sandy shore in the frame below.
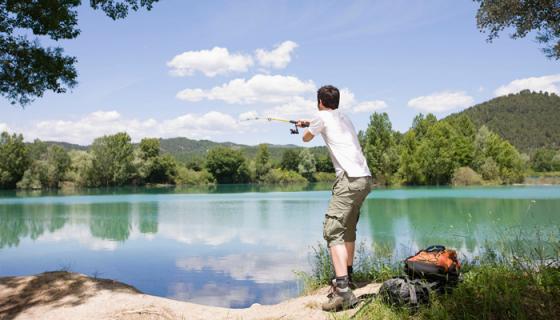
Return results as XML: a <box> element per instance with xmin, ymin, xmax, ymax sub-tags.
<box><xmin>0</xmin><ymin>271</ymin><xmax>381</xmax><ymax>320</ymax></box>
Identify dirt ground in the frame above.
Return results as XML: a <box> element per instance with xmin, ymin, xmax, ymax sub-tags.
<box><xmin>0</xmin><ymin>271</ymin><xmax>381</xmax><ymax>320</ymax></box>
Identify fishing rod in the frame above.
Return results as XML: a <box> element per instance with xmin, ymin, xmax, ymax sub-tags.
<box><xmin>241</xmin><ymin>117</ymin><xmax>309</xmax><ymax>134</ymax></box>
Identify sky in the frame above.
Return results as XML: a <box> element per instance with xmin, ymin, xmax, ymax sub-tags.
<box><xmin>1</xmin><ymin>0</ymin><xmax>559</xmax><ymax>147</ymax></box>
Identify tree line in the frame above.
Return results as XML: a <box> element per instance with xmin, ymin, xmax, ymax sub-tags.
<box><xmin>358</xmin><ymin>112</ymin><xmax>552</xmax><ymax>186</ymax></box>
<box><xmin>0</xmin><ymin>111</ymin><xmax>557</xmax><ymax>189</ymax></box>
<box><xmin>0</xmin><ymin>131</ymin><xmax>335</xmax><ymax>189</ymax></box>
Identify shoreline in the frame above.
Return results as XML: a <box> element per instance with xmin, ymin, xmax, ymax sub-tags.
<box><xmin>0</xmin><ymin>271</ymin><xmax>380</xmax><ymax>320</ymax></box>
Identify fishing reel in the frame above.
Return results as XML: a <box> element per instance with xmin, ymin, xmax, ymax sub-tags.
<box><xmin>290</xmin><ymin>123</ymin><xmax>299</xmax><ymax>135</ymax></box>
<box><xmin>288</xmin><ymin>120</ymin><xmax>309</xmax><ymax>134</ymax></box>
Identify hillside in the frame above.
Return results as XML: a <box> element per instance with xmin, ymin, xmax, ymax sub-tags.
<box><xmin>158</xmin><ymin>137</ymin><xmax>301</xmax><ymax>163</ymax></box>
<box><xmin>447</xmin><ymin>90</ymin><xmax>560</xmax><ymax>152</ymax></box>
<box><xmin>45</xmin><ymin>136</ymin><xmax>327</xmax><ymax>164</ymax></box>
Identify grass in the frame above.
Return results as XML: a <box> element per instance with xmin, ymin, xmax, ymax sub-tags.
<box><xmin>295</xmin><ymin>241</ymin><xmax>402</xmax><ymax>294</ymax></box>
<box><xmin>298</xmin><ymin>232</ymin><xmax>560</xmax><ymax>319</ymax></box>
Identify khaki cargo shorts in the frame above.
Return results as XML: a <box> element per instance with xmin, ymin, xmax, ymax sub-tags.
<box><xmin>323</xmin><ymin>172</ymin><xmax>372</xmax><ymax>247</ymax></box>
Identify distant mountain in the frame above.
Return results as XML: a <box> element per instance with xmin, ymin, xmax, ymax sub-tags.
<box><xmin>44</xmin><ymin>141</ymin><xmax>88</xmax><ymax>151</ymax></box>
<box><xmin>447</xmin><ymin>90</ymin><xmax>560</xmax><ymax>153</ymax></box>
<box><xmin>158</xmin><ymin>137</ymin><xmax>303</xmax><ymax>163</ymax></box>
<box><xmin>43</xmin><ymin>136</ymin><xmax>324</xmax><ymax>164</ymax></box>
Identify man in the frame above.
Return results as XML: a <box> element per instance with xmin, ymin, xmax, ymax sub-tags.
<box><xmin>297</xmin><ymin>85</ymin><xmax>372</xmax><ymax>312</ymax></box>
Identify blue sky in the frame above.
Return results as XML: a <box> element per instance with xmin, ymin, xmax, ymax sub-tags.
<box><xmin>0</xmin><ymin>0</ymin><xmax>558</xmax><ymax>146</ymax></box>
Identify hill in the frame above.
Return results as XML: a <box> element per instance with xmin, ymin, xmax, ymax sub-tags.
<box><xmin>447</xmin><ymin>90</ymin><xmax>560</xmax><ymax>153</ymax></box>
<box><xmin>44</xmin><ymin>136</ymin><xmax>327</xmax><ymax>164</ymax></box>
<box><xmin>158</xmin><ymin>137</ymin><xmax>303</xmax><ymax>163</ymax></box>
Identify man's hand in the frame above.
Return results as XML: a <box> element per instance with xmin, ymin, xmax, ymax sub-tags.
<box><xmin>296</xmin><ymin>120</ymin><xmax>310</xmax><ymax>128</ymax></box>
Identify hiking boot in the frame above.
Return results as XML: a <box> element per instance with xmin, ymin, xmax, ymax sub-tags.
<box><xmin>322</xmin><ymin>287</ymin><xmax>359</xmax><ymax>312</ymax></box>
<box><xmin>348</xmin><ymin>274</ymin><xmax>357</xmax><ymax>290</ymax></box>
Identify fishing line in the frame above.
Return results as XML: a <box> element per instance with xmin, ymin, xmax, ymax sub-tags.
<box><xmin>240</xmin><ymin>117</ymin><xmax>308</xmax><ymax>134</ymax></box>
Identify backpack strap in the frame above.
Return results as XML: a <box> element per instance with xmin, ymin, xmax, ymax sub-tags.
<box><xmin>403</xmin><ymin>277</ymin><xmax>417</xmax><ymax>305</ymax></box>
<box><xmin>425</xmin><ymin>245</ymin><xmax>446</xmax><ymax>252</ymax></box>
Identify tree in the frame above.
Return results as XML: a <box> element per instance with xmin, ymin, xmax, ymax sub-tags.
<box><xmin>473</xmin><ymin>126</ymin><xmax>525</xmax><ymax>183</ymax></box>
<box><xmin>136</xmin><ymin>138</ymin><xmax>176</xmax><ymax>184</ymax></box>
<box><xmin>1</xmin><ymin>0</ymin><xmax>159</xmax><ymax>106</ymax></box>
<box><xmin>474</xmin><ymin>0</ymin><xmax>560</xmax><ymax>59</ymax></box>
<box><xmin>298</xmin><ymin>149</ymin><xmax>316</xmax><ymax>181</ymax></box>
<box><xmin>415</xmin><ymin>121</ymin><xmax>459</xmax><ymax>185</ymax></box>
<box><xmin>17</xmin><ymin>144</ymin><xmax>71</xmax><ymax>189</ymax></box>
<box><xmin>139</xmin><ymin>138</ymin><xmax>160</xmax><ymax>160</ymax></box>
<box><xmin>89</xmin><ymin>132</ymin><xmax>135</xmax><ymax>186</ymax></box>
<box><xmin>255</xmin><ymin>144</ymin><xmax>271</xmax><ymax>182</ymax></box>
<box><xmin>363</xmin><ymin>112</ymin><xmax>399</xmax><ymax>185</ymax></box>
<box><xmin>205</xmin><ymin>147</ymin><xmax>250</xmax><ymax>184</ymax></box>
<box><xmin>316</xmin><ymin>154</ymin><xmax>335</xmax><ymax>173</ymax></box>
<box><xmin>532</xmin><ymin>148</ymin><xmax>556</xmax><ymax>171</ymax></box>
<box><xmin>0</xmin><ymin>131</ymin><xmax>29</xmax><ymax>188</ymax></box>
<box><xmin>280</xmin><ymin>149</ymin><xmax>300</xmax><ymax>172</ymax></box>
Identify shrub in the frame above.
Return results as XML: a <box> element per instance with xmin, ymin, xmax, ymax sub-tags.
<box><xmin>451</xmin><ymin>166</ymin><xmax>483</xmax><ymax>186</ymax></box>
<box><xmin>174</xmin><ymin>166</ymin><xmax>215</xmax><ymax>185</ymax></box>
<box><xmin>313</xmin><ymin>172</ymin><xmax>336</xmax><ymax>183</ymax></box>
<box><xmin>262</xmin><ymin>168</ymin><xmax>307</xmax><ymax>184</ymax></box>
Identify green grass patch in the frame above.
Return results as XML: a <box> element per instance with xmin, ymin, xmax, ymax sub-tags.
<box><xmin>300</xmin><ymin>233</ymin><xmax>560</xmax><ymax>319</ymax></box>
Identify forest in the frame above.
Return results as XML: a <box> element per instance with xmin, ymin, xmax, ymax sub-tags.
<box><xmin>1</xmin><ymin>102</ymin><xmax>558</xmax><ymax>190</ymax></box>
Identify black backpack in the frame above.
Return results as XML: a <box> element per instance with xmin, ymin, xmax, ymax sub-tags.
<box><xmin>378</xmin><ymin>276</ymin><xmax>435</xmax><ymax>309</ymax></box>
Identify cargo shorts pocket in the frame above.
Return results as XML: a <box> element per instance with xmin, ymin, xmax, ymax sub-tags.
<box><xmin>323</xmin><ymin>214</ymin><xmax>344</xmax><ymax>245</ymax></box>
<box><xmin>347</xmin><ymin>176</ymin><xmax>368</xmax><ymax>191</ymax></box>
<box><xmin>331</xmin><ymin>174</ymin><xmax>344</xmax><ymax>195</ymax></box>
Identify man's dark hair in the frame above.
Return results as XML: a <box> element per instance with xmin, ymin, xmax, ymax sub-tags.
<box><xmin>317</xmin><ymin>85</ymin><xmax>340</xmax><ymax>109</ymax></box>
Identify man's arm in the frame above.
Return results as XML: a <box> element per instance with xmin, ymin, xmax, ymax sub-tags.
<box><xmin>296</xmin><ymin>120</ymin><xmax>314</xmax><ymax>142</ymax></box>
<box><xmin>302</xmin><ymin>130</ymin><xmax>314</xmax><ymax>142</ymax></box>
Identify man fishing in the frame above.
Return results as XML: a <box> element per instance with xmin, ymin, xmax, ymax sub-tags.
<box><xmin>296</xmin><ymin>85</ymin><xmax>372</xmax><ymax>312</ymax></box>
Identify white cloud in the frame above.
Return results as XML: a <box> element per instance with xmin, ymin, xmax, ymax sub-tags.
<box><xmin>176</xmin><ymin>74</ymin><xmax>316</xmax><ymax>104</ymax></box>
<box><xmin>19</xmin><ymin>110</ymin><xmax>243</xmax><ymax>145</ymax></box>
<box><xmin>252</xmin><ymin>87</ymin><xmax>387</xmax><ymax>118</ymax></box>
<box><xmin>263</xmin><ymin>97</ymin><xmax>316</xmax><ymax>118</ymax></box>
<box><xmin>255</xmin><ymin>41</ymin><xmax>298</xmax><ymax>69</ymax></box>
<box><xmin>407</xmin><ymin>91</ymin><xmax>474</xmax><ymax>113</ymax></box>
<box><xmin>353</xmin><ymin>100</ymin><xmax>388</xmax><ymax>113</ymax></box>
<box><xmin>176</xmin><ymin>251</ymin><xmax>307</xmax><ymax>284</ymax></box>
<box><xmin>0</xmin><ymin>123</ymin><xmax>10</xmax><ymax>132</ymax></box>
<box><xmin>339</xmin><ymin>88</ymin><xmax>388</xmax><ymax>113</ymax></box>
<box><xmin>494</xmin><ymin>74</ymin><xmax>560</xmax><ymax>96</ymax></box>
<box><xmin>339</xmin><ymin>88</ymin><xmax>356</xmax><ymax>109</ymax></box>
<box><xmin>167</xmin><ymin>47</ymin><xmax>254</xmax><ymax>77</ymax></box>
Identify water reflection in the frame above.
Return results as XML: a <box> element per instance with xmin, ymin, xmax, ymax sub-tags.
<box><xmin>0</xmin><ymin>186</ymin><xmax>558</xmax><ymax>308</ymax></box>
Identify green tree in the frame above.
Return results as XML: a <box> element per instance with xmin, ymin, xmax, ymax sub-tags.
<box><xmin>315</xmin><ymin>154</ymin><xmax>335</xmax><ymax>173</ymax></box>
<box><xmin>280</xmin><ymin>149</ymin><xmax>300</xmax><ymax>172</ymax></box>
<box><xmin>363</xmin><ymin>112</ymin><xmax>399</xmax><ymax>185</ymax></box>
<box><xmin>415</xmin><ymin>121</ymin><xmax>459</xmax><ymax>185</ymax></box>
<box><xmin>552</xmin><ymin>152</ymin><xmax>560</xmax><ymax>171</ymax></box>
<box><xmin>255</xmin><ymin>144</ymin><xmax>272</xmax><ymax>182</ymax></box>
<box><xmin>90</xmin><ymin>132</ymin><xmax>135</xmax><ymax>186</ymax></box>
<box><xmin>532</xmin><ymin>148</ymin><xmax>556</xmax><ymax>171</ymax></box>
<box><xmin>66</xmin><ymin>150</ymin><xmax>93</xmax><ymax>187</ymax></box>
<box><xmin>298</xmin><ymin>149</ymin><xmax>316</xmax><ymax>181</ymax></box>
<box><xmin>0</xmin><ymin>132</ymin><xmax>29</xmax><ymax>188</ymax></box>
<box><xmin>139</xmin><ymin>138</ymin><xmax>160</xmax><ymax>159</ymax></box>
<box><xmin>475</xmin><ymin>0</ymin><xmax>560</xmax><ymax>59</ymax></box>
<box><xmin>136</xmin><ymin>138</ymin><xmax>176</xmax><ymax>184</ymax></box>
<box><xmin>44</xmin><ymin>145</ymin><xmax>71</xmax><ymax>188</ymax></box>
<box><xmin>205</xmin><ymin>147</ymin><xmax>250</xmax><ymax>184</ymax></box>
<box><xmin>445</xmin><ymin>114</ymin><xmax>476</xmax><ymax>167</ymax></box>
<box><xmin>1</xmin><ymin>0</ymin><xmax>159</xmax><ymax>105</ymax></box>
<box><xmin>473</xmin><ymin>126</ymin><xmax>525</xmax><ymax>183</ymax></box>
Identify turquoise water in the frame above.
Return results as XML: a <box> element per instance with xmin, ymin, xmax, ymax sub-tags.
<box><xmin>0</xmin><ymin>185</ymin><xmax>558</xmax><ymax>307</ymax></box>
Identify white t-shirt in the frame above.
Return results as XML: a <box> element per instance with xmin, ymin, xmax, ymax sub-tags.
<box><xmin>307</xmin><ymin>109</ymin><xmax>371</xmax><ymax>178</ymax></box>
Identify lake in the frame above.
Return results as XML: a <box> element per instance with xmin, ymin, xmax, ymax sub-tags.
<box><xmin>0</xmin><ymin>185</ymin><xmax>559</xmax><ymax>308</ymax></box>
